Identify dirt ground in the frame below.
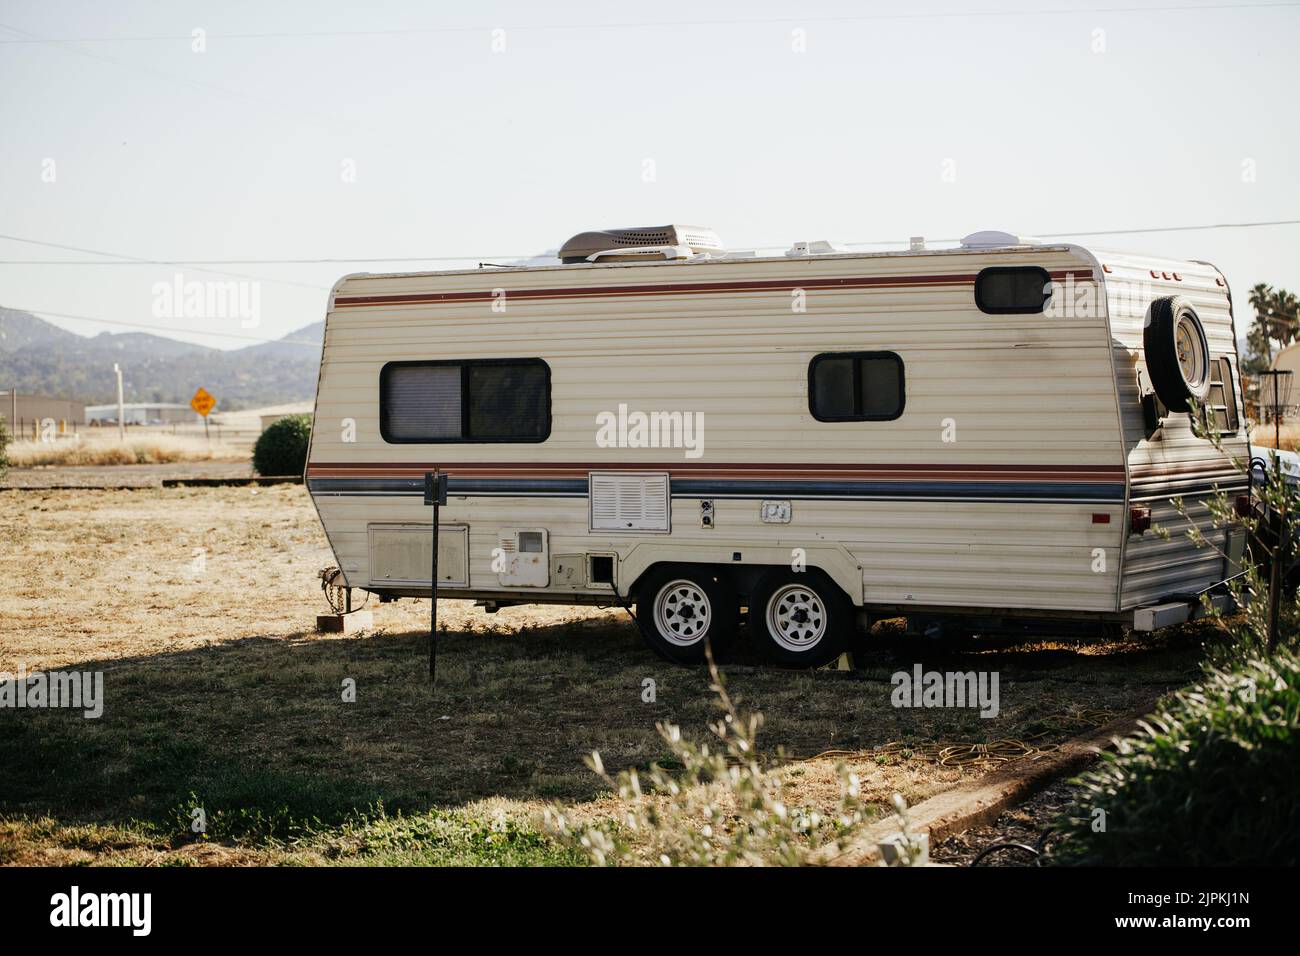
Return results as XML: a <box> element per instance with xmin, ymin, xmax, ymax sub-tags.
<box><xmin>932</xmin><ymin>780</ymin><xmax>1084</xmax><ymax>866</ymax></box>
<box><xmin>0</xmin><ymin>483</ymin><xmax>1217</xmax><ymax>865</ymax></box>
<box><xmin>1</xmin><ymin>460</ymin><xmax>255</xmax><ymax>489</ymax></box>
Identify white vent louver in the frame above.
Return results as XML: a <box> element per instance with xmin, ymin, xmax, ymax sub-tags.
<box><xmin>589</xmin><ymin>472</ymin><xmax>671</xmax><ymax>533</ymax></box>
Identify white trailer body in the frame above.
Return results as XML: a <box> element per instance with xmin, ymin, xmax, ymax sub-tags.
<box><xmin>306</xmin><ymin>229</ymin><xmax>1249</xmax><ymax>665</ymax></box>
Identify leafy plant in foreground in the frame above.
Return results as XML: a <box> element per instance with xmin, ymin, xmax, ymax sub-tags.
<box><xmin>545</xmin><ymin>654</ymin><xmax>873</xmax><ymax>866</ymax></box>
<box><xmin>1055</xmin><ymin>650</ymin><xmax>1300</xmax><ymax>866</ymax></box>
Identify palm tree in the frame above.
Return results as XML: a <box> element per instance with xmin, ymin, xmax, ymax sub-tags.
<box><xmin>1250</xmin><ymin>283</ymin><xmax>1277</xmax><ymax>365</ymax></box>
<box><xmin>1249</xmin><ymin>283</ymin><xmax>1300</xmax><ymax>365</ymax></box>
<box><xmin>1274</xmin><ymin>289</ymin><xmax>1300</xmax><ymax>347</ymax></box>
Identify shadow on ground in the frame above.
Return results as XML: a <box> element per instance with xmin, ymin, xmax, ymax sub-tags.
<box><xmin>0</xmin><ymin>613</ymin><xmax>1213</xmax><ymax>849</ymax></box>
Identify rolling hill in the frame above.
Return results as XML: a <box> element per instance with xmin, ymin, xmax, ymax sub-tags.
<box><xmin>0</xmin><ymin>308</ymin><xmax>323</xmax><ymax>411</ymax></box>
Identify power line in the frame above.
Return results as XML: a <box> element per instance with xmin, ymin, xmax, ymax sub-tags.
<box><xmin>0</xmin><ymin>2</ymin><xmax>1295</xmax><ymax>43</ymax></box>
<box><xmin>842</xmin><ymin>217</ymin><xmax>1300</xmax><ymax>246</ymax></box>
<box><xmin>1019</xmin><ymin>219</ymin><xmax>1300</xmax><ymax>239</ymax></box>
<box><xmin>1</xmin><ymin>218</ymin><xmax>1296</xmax><ymax>266</ymax></box>
<box><xmin>0</xmin><ymin>253</ymin><xmax>516</xmax><ymax>265</ymax></box>
<box><xmin>0</xmin><ymin>233</ymin><xmax>331</xmax><ymax>290</ymax></box>
<box><xmin>10</xmin><ymin>216</ymin><xmax>1295</xmax><ymax>346</ymax></box>
<box><xmin>2</xmin><ymin>306</ymin><xmax>323</xmax><ymax>348</ymax></box>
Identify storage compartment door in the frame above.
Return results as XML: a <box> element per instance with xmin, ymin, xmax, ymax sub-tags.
<box><xmin>368</xmin><ymin>523</ymin><xmax>469</xmax><ymax>587</ymax></box>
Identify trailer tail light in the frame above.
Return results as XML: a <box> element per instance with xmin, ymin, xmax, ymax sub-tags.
<box><xmin>1092</xmin><ymin>513</ymin><xmax>1111</xmax><ymax>524</ymax></box>
<box><xmin>1234</xmin><ymin>494</ymin><xmax>1253</xmax><ymax>519</ymax></box>
<box><xmin>1129</xmin><ymin>506</ymin><xmax>1152</xmax><ymax>534</ymax></box>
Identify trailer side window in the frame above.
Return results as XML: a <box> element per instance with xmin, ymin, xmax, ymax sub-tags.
<box><xmin>380</xmin><ymin>359</ymin><xmax>550</xmax><ymax>443</ymax></box>
<box><xmin>975</xmin><ymin>266</ymin><xmax>1052</xmax><ymax>314</ymax></box>
<box><xmin>808</xmin><ymin>351</ymin><xmax>904</xmax><ymax>421</ymax></box>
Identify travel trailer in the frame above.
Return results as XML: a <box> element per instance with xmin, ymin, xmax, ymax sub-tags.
<box><xmin>306</xmin><ymin>225</ymin><xmax>1250</xmax><ymax>667</ymax></box>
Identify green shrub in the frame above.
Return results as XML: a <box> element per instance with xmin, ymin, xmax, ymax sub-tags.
<box><xmin>0</xmin><ymin>414</ymin><xmax>9</xmax><ymax>479</ymax></box>
<box><xmin>1056</xmin><ymin>650</ymin><xmax>1300</xmax><ymax>866</ymax></box>
<box><xmin>252</xmin><ymin>414</ymin><xmax>311</xmax><ymax>477</ymax></box>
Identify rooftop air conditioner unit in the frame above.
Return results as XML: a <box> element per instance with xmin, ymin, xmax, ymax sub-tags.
<box><xmin>559</xmin><ymin>225</ymin><xmax>724</xmax><ymax>263</ymax></box>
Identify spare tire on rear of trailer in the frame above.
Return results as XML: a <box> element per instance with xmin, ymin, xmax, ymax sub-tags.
<box><xmin>1143</xmin><ymin>296</ymin><xmax>1212</xmax><ymax>412</ymax></box>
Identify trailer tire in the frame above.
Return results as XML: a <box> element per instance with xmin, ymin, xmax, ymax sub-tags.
<box><xmin>750</xmin><ymin>570</ymin><xmax>850</xmax><ymax>668</ymax></box>
<box><xmin>635</xmin><ymin>567</ymin><xmax>737</xmax><ymax>665</ymax></box>
<box><xmin>1143</xmin><ymin>296</ymin><xmax>1212</xmax><ymax>412</ymax></box>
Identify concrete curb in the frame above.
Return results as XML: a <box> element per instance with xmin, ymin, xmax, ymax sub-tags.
<box><xmin>813</xmin><ymin>707</ymin><xmax>1151</xmax><ymax>867</ymax></box>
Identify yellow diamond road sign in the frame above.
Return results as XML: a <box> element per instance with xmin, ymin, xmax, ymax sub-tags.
<box><xmin>190</xmin><ymin>387</ymin><xmax>216</xmax><ymax>418</ymax></box>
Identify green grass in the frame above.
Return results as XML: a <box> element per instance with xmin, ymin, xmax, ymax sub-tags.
<box><xmin>0</xmin><ymin>809</ymin><xmax>585</xmax><ymax>867</ymax></box>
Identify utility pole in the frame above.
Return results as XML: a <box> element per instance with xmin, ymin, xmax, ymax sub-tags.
<box><xmin>113</xmin><ymin>363</ymin><xmax>125</xmax><ymax>441</ymax></box>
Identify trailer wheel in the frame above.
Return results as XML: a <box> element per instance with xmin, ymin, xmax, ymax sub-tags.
<box><xmin>750</xmin><ymin>570</ymin><xmax>850</xmax><ymax>668</ymax></box>
<box><xmin>1143</xmin><ymin>296</ymin><xmax>1212</xmax><ymax>412</ymax></box>
<box><xmin>635</xmin><ymin>567</ymin><xmax>737</xmax><ymax>665</ymax></box>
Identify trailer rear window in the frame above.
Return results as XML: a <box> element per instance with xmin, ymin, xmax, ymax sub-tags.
<box><xmin>975</xmin><ymin>266</ymin><xmax>1052</xmax><ymax>314</ymax></box>
<box><xmin>380</xmin><ymin>359</ymin><xmax>550</xmax><ymax>443</ymax></box>
<box><xmin>808</xmin><ymin>352</ymin><xmax>904</xmax><ymax>421</ymax></box>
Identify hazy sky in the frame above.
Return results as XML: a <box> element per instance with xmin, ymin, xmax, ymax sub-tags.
<box><xmin>1</xmin><ymin>0</ymin><xmax>1298</xmax><ymax>349</ymax></box>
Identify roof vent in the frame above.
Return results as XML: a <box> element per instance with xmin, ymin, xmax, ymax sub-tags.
<box><xmin>960</xmin><ymin>230</ymin><xmax>1040</xmax><ymax>249</ymax></box>
<box><xmin>559</xmin><ymin>225</ymin><xmax>723</xmax><ymax>264</ymax></box>
<box><xmin>784</xmin><ymin>240</ymin><xmax>848</xmax><ymax>257</ymax></box>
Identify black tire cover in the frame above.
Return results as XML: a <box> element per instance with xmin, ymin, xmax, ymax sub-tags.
<box><xmin>1143</xmin><ymin>296</ymin><xmax>1211</xmax><ymax>412</ymax></box>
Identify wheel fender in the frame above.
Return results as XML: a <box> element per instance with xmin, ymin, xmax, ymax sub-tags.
<box><xmin>618</xmin><ymin>543</ymin><xmax>863</xmax><ymax>605</ymax></box>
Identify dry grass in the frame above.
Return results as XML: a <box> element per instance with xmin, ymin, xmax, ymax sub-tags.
<box><xmin>6</xmin><ymin>432</ymin><xmax>249</xmax><ymax>468</ymax></box>
<box><xmin>1249</xmin><ymin>423</ymin><xmax>1300</xmax><ymax>451</ymax></box>
<box><xmin>0</xmin><ymin>484</ymin><xmax>1216</xmax><ymax>865</ymax></box>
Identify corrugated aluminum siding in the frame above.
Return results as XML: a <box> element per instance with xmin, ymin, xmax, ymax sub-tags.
<box><xmin>1098</xmin><ymin>251</ymin><xmax>1249</xmax><ymax>609</ymax></box>
<box><xmin>309</xmin><ymin>247</ymin><xmax>1128</xmax><ymax>614</ymax></box>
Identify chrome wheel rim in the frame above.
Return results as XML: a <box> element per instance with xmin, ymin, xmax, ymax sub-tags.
<box><xmin>654</xmin><ymin>579</ymin><xmax>712</xmax><ymax>647</ymax></box>
<box><xmin>1175</xmin><ymin>312</ymin><xmax>1208</xmax><ymax>388</ymax></box>
<box><xmin>766</xmin><ymin>583</ymin><xmax>828</xmax><ymax>652</ymax></box>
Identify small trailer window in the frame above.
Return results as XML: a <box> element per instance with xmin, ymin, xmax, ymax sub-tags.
<box><xmin>808</xmin><ymin>351</ymin><xmax>904</xmax><ymax>421</ymax></box>
<box><xmin>380</xmin><ymin>359</ymin><xmax>550</xmax><ymax>443</ymax></box>
<box><xmin>975</xmin><ymin>266</ymin><xmax>1052</xmax><ymax>314</ymax></box>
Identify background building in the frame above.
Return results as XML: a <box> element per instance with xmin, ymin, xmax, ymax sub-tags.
<box><xmin>83</xmin><ymin>402</ymin><xmax>200</xmax><ymax>426</ymax></box>
<box><xmin>0</xmin><ymin>390</ymin><xmax>87</xmax><ymax>438</ymax></box>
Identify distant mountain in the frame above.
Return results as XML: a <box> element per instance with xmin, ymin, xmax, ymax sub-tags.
<box><xmin>0</xmin><ymin>307</ymin><xmax>86</xmax><ymax>352</ymax></box>
<box><xmin>83</xmin><ymin>330</ymin><xmax>215</xmax><ymax>358</ymax></box>
<box><xmin>0</xmin><ymin>309</ymin><xmax>323</xmax><ymax>411</ymax></box>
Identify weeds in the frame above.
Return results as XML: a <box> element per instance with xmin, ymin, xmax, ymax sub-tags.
<box><xmin>546</xmin><ymin>652</ymin><xmax>874</xmax><ymax>866</ymax></box>
<box><xmin>7</xmin><ymin>434</ymin><xmax>247</xmax><ymax>468</ymax></box>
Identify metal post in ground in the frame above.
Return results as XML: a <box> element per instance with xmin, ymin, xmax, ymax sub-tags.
<box><xmin>425</xmin><ymin>471</ymin><xmax>448</xmax><ymax>684</ymax></box>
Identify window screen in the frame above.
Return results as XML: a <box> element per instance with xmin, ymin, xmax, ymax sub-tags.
<box><xmin>380</xmin><ymin>359</ymin><xmax>550</xmax><ymax>443</ymax></box>
<box><xmin>975</xmin><ymin>266</ymin><xmax>1052</xmax><ymax>314</ymax></box>
<box><xmin>809</xmin><ymin>352</ymin><xmax>905</xmax><ymax>421</ymax></box>
<box><xmin>381</xmin><ymin>364</ymin><xmax>461</xmax><ymax>441</ymax></box>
